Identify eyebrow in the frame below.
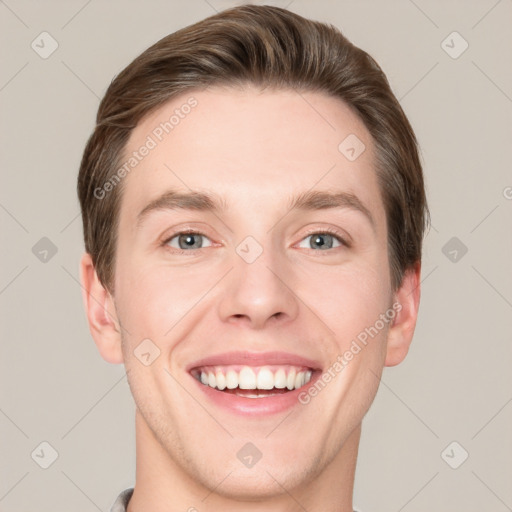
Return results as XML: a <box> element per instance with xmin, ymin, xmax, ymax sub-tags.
<box><xmin>136</xmin><ymin>188</ymin><xmax>374</xmax><ymax>228</ymax></box>
<box><xmin>286</xmin><ymin>189</ymin><xmax>374</xmax><ymax>228</ymax></box>
<box><xmin>136</xmin><ymin>190</ymin><xmax>227</xmax><ymax>228</ymax></box>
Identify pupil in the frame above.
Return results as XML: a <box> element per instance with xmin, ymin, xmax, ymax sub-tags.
<box><xmin>181</xmin><ymin>234</ymin><xmax>199</xmax><ymax>249</ymax></box>
<box><xmin>313</xmin><ymin>234</ymin><xmax>332</xmax><ymax>250</ymax></box>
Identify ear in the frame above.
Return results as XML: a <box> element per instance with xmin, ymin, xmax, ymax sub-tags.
<box><xmin>385</xmin><ymin>262</ymin><xmax>421</xmax><ymax>367</ymax></box>
<box><xmin>79</xmin><ymin>253</ymin><xmax>124</xmax><ymax>364</ymax></box>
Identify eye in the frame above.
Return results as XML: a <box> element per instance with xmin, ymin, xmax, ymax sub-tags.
<box><xmin>165</xmin><ymin>231</ymin><xmax>212</xmax><ymax>251</ymax></box>
<box><xmin>297</xmin><ymin>232</ymin><xmax>345</xmax><ymax>250</ymax></box>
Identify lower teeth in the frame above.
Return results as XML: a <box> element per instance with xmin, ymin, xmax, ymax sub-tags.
<box><xmin>222</xmin><ymin>388</ymin><xmax>290</xmax><ymax>398</ymax></box>
<box><xmin>236</xmin><ymin>392</ymin><xmax>278</xmax><ymax>398</ymax></box>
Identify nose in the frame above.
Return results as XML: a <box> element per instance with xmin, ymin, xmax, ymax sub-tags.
<box><xmin>217</xmin><ymin>242</ymin><xmax>300</xmax><ymax>329</ymax></box>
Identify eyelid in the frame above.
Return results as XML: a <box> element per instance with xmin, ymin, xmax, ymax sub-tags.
<box><xmin>161</xmin><ymin>228</ymin><xmax>215</xmax><ymax>254</ymax></box>
<box><xmin>161</xmin><ymin>228</ymin><xmax>209</xmax><ymax>244</ymax></box>
<box><xmin>159</xmin><ymin>225</ymin><xmax>351</xmax><ymax>254</ymax></box>
<box><xmin>159</xmin><ymin>222</ymin><xmax>214</xmax><ymax>243</ymax></box>
<box><xmin>296</xmin><ymin>226</ymin><xmax>351</xmax><ymax>248</ymax></box>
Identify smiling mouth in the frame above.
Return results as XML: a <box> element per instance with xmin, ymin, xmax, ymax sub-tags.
<box><xmin>191</xmin><ymin>365</ymin><xmax>315</xmax><ymax>398</ymax></box>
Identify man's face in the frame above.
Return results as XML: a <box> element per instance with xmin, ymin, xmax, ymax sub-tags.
<box><xmin>110</xmin><ymin>86</ymin><xmax>401</xmax><ymax>497</ymax></box>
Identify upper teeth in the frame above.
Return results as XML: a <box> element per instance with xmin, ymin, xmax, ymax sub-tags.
<box><xmin>196</xmin><ymin>365</ymin><xmax>313</xmax><ymax>391</ymax></box>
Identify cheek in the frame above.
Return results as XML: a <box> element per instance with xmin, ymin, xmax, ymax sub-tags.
<box><xmin>114</xmin><ymin>255</ymin><xmax>217</xmax><ymax>342</ymax></box>
<box><xmin>114</xmin><ymin>232</ymin><xmax>392</xmax><ymax>350</ymax></box>
<box><xmin>296</xmin><ymin>257</ymin><xmax>391</xmax><ymax>340</ymax></box>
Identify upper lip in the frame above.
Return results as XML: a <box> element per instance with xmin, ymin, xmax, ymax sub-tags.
<box><xmin>187</xmin><ymin>351</ymin><xmax>322</xmax><ymax>372</ymax></box>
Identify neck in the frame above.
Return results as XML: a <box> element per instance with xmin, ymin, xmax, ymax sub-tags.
<box><xmin>127</xmin><ymin>410</ymin><xmax>359</xmax><ymax>512</ymax></box>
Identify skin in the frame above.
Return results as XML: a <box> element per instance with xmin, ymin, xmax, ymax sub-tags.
<box><xmin>81</xmin><ymin>86</ymin><xmax>420</xmax><ymax>511</ymax></box>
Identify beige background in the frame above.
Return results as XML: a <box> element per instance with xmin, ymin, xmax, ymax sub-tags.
<box><xmin>1</xmin><ymin>0</ymin><xmax>511</xmax><ymax>510</ymax></box>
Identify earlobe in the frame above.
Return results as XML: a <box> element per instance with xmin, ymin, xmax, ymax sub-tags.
<box><xmin>79</xmin><ymin>253</ymin><xmax>124</xmax><ymax>364</ymax></box>
<box><xmin>384</xmin><ymin>262</ymin><xmax>421</xmax><ymax>367</ymax></box>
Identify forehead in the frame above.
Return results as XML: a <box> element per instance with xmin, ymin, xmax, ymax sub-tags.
<box><xmin>119</xmin><ymin>86</ymin><xmax>384</xmax><ymax>224</ymax></box>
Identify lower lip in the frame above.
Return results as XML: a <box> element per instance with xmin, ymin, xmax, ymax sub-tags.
<box><xmin>191</xmin><ymin>373</ymin><xmax>319</xmax><ymax>416</ymax></box>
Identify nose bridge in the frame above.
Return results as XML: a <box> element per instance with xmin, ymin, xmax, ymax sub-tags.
<box><xmin>217</xmin><ymin>234</ymin><xmax>299</xmax><ymax>328</ymax></box>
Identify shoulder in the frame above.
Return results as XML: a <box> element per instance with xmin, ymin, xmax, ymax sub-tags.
<box><xmin>110</xmin><ymin>488</ymin><xmax>134</xmax><ymax>512</ymax></box>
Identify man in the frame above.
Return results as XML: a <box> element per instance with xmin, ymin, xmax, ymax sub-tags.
<box><xmin>78</xmin><ymin>5</ymin><xmax>428</xmax><ymax>511</ymax></box>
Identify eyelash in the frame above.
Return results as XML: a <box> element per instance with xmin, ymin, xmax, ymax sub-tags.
<box><xmin>161</xmin><ymin>227</ymin><xmax>350</xmax><ymax>255</ymax></box>
<box><xmin>300</xmin><ymin>227</ymin><xmax>350</xmax><ymax>251</ymax></box>
<box><xmin>161</xmin><ymin>229</ymin><xmax>213</xmax><ymax>255</ymax></box>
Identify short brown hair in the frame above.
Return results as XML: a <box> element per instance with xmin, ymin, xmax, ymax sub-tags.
<box><xmin>78</xmin><ymin>5</ymin><xmax>429</xmax><ymax>293</ymax></box>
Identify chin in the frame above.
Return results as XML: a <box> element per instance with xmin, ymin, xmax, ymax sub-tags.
<box><xmin>197</xmin><ymin>463</ymin><xmax>315</xmax><ymax>502</ymax></box>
